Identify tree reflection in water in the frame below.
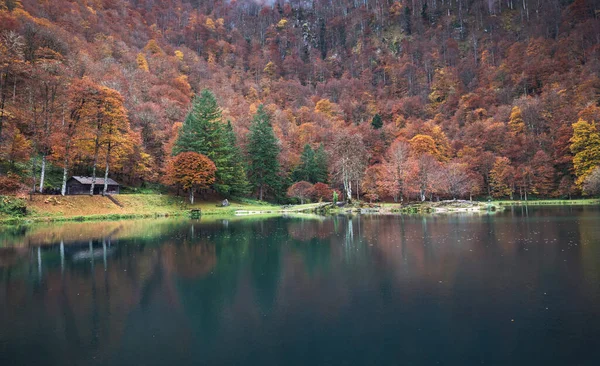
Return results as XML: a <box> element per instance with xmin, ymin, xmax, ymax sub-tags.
<box><xmin>1</xmin><ymin>207</ymin><xmax>600</xmax><ymax>365</ymax></box>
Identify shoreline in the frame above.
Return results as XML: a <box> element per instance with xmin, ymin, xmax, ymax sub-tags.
<box><xmin>1</xmin><ymin>195</ymin><xmax>598</xmax><ymax>225</ymax></box>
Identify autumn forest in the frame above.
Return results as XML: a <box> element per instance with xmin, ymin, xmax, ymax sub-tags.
<box><xmin>1</xmin><ymin>0</ymin><xmax>600</xmax><ymax>204</ymax></box>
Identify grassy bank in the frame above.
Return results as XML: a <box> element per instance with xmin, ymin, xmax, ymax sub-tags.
<box><xmin>2</xmin><ymin>195</ymin><xmax>598</xmax><ymax>225</ymax></box>
<box><xmin>0</xmin><ymin>194</ymin><xmax>283</xmax><ymax>224</ymax></box>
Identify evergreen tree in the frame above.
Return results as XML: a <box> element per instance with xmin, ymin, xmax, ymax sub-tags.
<box><xmin>371</xmin><ymin>113</ymin><xmax>383</xmax><ymax>129</ymax></box>
<box><xmin>293</xmin><ymin>144</ymin><xmax>316</xmax><ymax>182</ymax></box>
<box><xmin>314</xmin><ymin>143</ymin><xmax>329</xmax><ymax>183</ymax></box>
<box><xmin>224</xmin><ymin>120</ymin><xmax>250</xmax><ymax>196</ymax></box>
<box><xmin>248</xmin><ymin>105</ymin><xmax>280</xmax><ymax>200</ymax></box>
<box><xmin>172</xmin><ymin>89</ymin><xmax>240</xmax><ymax>196</ymax></box>
<box><xmin>173</xmin><ymin>89</ymin><xmax>222</xmax><ymax>155</ymax></box>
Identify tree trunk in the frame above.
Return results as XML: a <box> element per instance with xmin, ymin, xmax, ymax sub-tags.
<box><xmin>61</xmin><ymin>143</ymin><xmax>70</xmax><ymax>196</ymax></box>
<box><xmin>39</xmin><ymin>155</ymin><xmax>46</xmax><ymax>193</ymax></box>
<box><xmin>259</xmin><ymin>184</ymin><xmax>263</xmax><ymax>201</ymax></box>
<box><xmin>103</xmin><ymin>157</ymin><xmax>110</xmax><ymax>196</ymax></box>
<box><xmin>90</xmin><ymin>140</ymin><xmax>100</xmax><ymax>195</ymax></box>
<box><xmin>189</xmin><ymin>188</ymin><xmax>194</xmax><ymax>204</ymax></box>
<box><xmin>345</xmin><ymin>179</ymin><xmax>352</xmax><ymax>201</ymax></box>
<box><xmin>103</xmin><ymin>142</ymin><xmax>112</xmax><ymax>195</ymax></box>
<box><xmin>31</xmin><ymin>155</ymin><xmax>38</xmax><ymax>198</ymax></box>
<box><xmin>61</xmin><ymin>163</ymin><xmax>68</xmax><ymax>196</ymax></box>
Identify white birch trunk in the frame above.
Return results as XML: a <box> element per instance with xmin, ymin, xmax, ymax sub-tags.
<box><xmin>39</xmin><ymin>155</ymin><xmax>46</xmax><ymax>193</ymax></box>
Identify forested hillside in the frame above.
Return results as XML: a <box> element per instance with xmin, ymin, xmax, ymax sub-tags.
<box><xmin>1</xmin><ymin>0</ymin><xmax>600</xmax><ymax>201</ymax></box>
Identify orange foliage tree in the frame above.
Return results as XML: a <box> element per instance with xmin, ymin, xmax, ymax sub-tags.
<box><xmin>165</xmin><ymin>152</ymin><xmax>216</xmax><ymax>204</ymax></box>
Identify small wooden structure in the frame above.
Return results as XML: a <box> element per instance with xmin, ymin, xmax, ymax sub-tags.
<box><xmin>66</xmin><ymin>176</ymin><xmax>120</xmax><ymax>195</ymax></box>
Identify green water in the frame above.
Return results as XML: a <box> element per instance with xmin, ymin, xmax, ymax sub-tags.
<box><xmin>1</xmin><ymin>206</ymin><xmax>600</xmax><ymax>365</ymax></box>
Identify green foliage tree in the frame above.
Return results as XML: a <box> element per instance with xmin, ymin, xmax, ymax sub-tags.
<box><xmin>224</xmin><ymin>120</ymin><xmax>250</xmax><ymax>196</ymax></box>
<box><xmin>314</xmin><ymin>143</ymin><xmax>328</xmax><ymax>183</ymax></box>
<box><xmin>293</xmin><ymin>144</ymin><xmax>316</xmax><ymax>182</ymax></box>
<box><xmin>173</xmin><ymin>89</ymin><xmax>246</xmax><ymax>196</ymax></box>
<box><xmin>293</xmin><ymin>143</ymin><xmax>328</xmax><ymax>184</ymax></box>
<box><xmin>248</xmin><ymin>105</ymin><xmax>280</xmax><ymax>200</ymax></box>
<box><xmin>371</xmin><ymin>113</ymin><xmax>383</xmax><ymax>129</ymax></box>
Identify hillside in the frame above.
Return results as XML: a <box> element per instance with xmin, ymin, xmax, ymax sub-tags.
<box><xmin>1</xmin><ymin>0</ymin><xmax>600</xmax><ymax>202</ymax></box>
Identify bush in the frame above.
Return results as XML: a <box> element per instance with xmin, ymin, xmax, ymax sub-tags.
<box><xmin>0</xmin><ymin>196</ymin><xmax>27</xmax><ymax>217</ymax></box>
<box><xmin>311</xmin><ymin>182</ymin><xmax>333</xmax><ymax>201</ymax></box>
<box><xmin>0</xmin><ymin>174</ymin><xmax>22</xmax><ymax>194</ymax></box>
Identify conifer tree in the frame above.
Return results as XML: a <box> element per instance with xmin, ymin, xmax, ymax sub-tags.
<box><xmin>224</xmin><ymin>120</ymin><xmax>250</xmax><ymax>196</ymax></box>
<box><xmin>173</xmin><ymin>89</ymin><xmax>241</xmax><ymax>196</ymax></box>
<box><xmin>293</xmin><ymin>144</ymin><xmax>316</xmax><ymax>182</ymax></box>
<box><xmin>314</xmin><ymin>143</ymin><xmax>329</xmax><ymax>183</ymax></box>
<box><xmin>248</xmin><ymin>105</ymin><xmax>280</xmax><ymax>200</ymax></box>
<box><xmin>371</xmin><ymin>113</ymin><xmax>383</xmax><ymax>129</ymax></box>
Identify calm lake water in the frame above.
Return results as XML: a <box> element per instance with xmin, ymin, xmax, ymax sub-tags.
<box><xmin>1</xmin><ymin>206</ymin><xmax>600</xmax><ymax>365</ymax></box>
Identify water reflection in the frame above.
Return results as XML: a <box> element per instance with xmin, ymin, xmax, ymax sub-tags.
<box><xmin>1</xmin><ymin>207</ymin><xmax>600</xmax><ymax>365</ymax></box>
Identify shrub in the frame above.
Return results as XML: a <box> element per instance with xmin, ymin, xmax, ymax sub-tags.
<box><xmin>311</xmin><ymin>182</ymin><xmax>333</xmax><ymax>201</ymax></box>
<box><xmin>0</xmin><ymin>196</ymin><xmax>27</xmax><ymax>217</ymax></box>
<box><xmin>0</xmin><ymin>174</ymin><xmax>22</xmax><ymax>194</ymax></box>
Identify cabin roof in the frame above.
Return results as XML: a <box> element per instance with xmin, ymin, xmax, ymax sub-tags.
<box><xmin>69</xmin><ymin>176</ymin><xmax>120</xmax><ymax>186</ymax></box>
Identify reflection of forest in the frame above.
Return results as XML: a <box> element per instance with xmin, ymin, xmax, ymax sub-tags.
<box><xmin>1</xmin><ymin>208</ymin><xmax>599</xmax><ymax>364</ymax></box>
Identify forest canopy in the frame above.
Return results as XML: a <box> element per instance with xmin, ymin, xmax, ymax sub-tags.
<box><xmin>1</xmin><ymin>0</ymin><xmax>600</xmax><ymax>201</ymax></box>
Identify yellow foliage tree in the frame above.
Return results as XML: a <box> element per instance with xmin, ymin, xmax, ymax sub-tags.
<box><xmin>143</xmin><ymin>39</ymin><xmax>163</xmax><ymax>55</ymax></box>
<box><xmin>174</xmin><ymin>50</ymin><xmax>184</xmax><ymax>61</ymax></box>
<box><xmin>570</xmin><ymin>119</ymin><xmax>600</xmax><ymax>185</ymax></box>
<box><xmin>508</xmin><ymin>106</ymin><xmax>526</xmax><ymax>134</ymax></box>
<box><xmin>409</xmin><ymin>134</ymin><xmax>449</xmax><ymax>161</ymax></box>
<box><xmin>490</xmin><ymin>157</ymin><xmax>515</xmax><ymax>198</ymax></box>
<box><xmin>136</xmin><ymin>53</ymin><xmax>149</xmax><ymax>72</ymax></box>
<box><xmin>315</xmin><ymin>99</ymin><xmax>337</xmax><ymax>118</ymax></box>
<box><xmin>205</xmin><ymin>18</ymin><xmax>216</xmax><ymax>31</ymax></box>
<box><xmin>277</xmin><ymin>19</ymin><xmax>288</xmax><ymax>29</ymax></box>
<box><xmin>263</xmin><ymin>61</ymin><xmax>276</xmax><ymax>77</ymax></box>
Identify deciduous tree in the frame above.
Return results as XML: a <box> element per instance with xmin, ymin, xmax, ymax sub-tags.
<box><xmin>583</xmin><ymin>167</ymin><xmax>600</xmax><ymax>196</ymax></box>
<box><xmin>490</xmin><ymin>157</ymin><xmax>515</xmax><ymax>199</ymax></box>
<box><xmin>331</xmin><ymin>131</ymin><xmax>367</xmax><ymax>201</ymax></box>
<box><xmin>287</xmin><ymin>181</ymin><xmax>313</xmax><ymax>204</ymax></box>
<box><xmin>166</xmin><ymin>152</ymin><xmax>216</xmax><ymax>204</ymax></box>
<box><xmin>570</xmin><ymin>119</ymin><xmax>600</xmax><ymax>186</ymax></box>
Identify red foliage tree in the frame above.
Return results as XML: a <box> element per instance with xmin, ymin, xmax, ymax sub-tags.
<box><xmin>311</xmin><ymin>182</ymin><xmax>333</xmax><ymax>202</ymax></box>
<box><xmin>287</xmin><ymin>181</ymin><xmax>314</xmax><ymax>204</ymax></box>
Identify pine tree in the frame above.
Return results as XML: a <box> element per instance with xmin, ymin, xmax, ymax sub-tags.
<box><xmin>224</xmin><ymin>120</ymin><xmax>250</xmax><ymax>196</ymax></box>
<box><xmin>293</xmin><ymin>144</ymin><xmax>316</xmax><ymax>182</ymax></box>
<box><xmin>314</xmin><ymin>143</ymin><xmax>328</xmax><ymax>183</ymax></box>
<box><xmin>248</xmin><ymin>105</ymin><xmax>280</xmax><ymax>200</ymax></box>
<box><xmin>371</xmin><ymin>113</ymin><xmax>383</xmax><ymax>129</ymax></box>
<box><xmin>172</xmin><ymin>89</ymin><xmax>239</xmax><ymax>196</ymax></box>
<box><xmin>173</xmin><ymin>90</ymin><xmax>222</xmax><ymax>155</ymax></box>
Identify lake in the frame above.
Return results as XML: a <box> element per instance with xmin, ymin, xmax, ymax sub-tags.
<box><xmin>1</xmin><ymin>206</ymin><xmax>600</xmax><ymax>365</ymax></box>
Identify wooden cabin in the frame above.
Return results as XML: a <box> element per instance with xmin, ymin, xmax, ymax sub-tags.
<box><xmin>66</xmin><ymin>176</ymin><xmax>120</xmax><ymax>195</ymax></box>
